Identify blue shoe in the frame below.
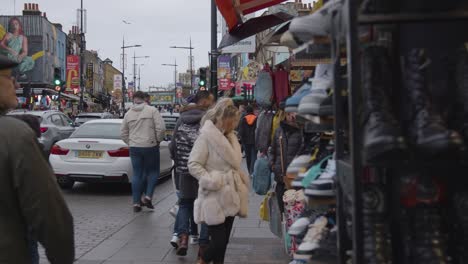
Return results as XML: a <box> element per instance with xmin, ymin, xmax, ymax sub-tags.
<box><xmin>285</xmin><ymin>82</ymin><xmax>312</xmax><ymax>113</ymax></box>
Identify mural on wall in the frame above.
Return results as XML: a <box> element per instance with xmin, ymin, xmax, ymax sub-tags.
<box><xmin>0</xmin><ymin>17</ymin><xmax>43</xmax><ymax>78</ymax></box>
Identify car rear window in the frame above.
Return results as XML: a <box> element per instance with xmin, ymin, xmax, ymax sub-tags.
<box><xmin>71</xmin><ymin>123</ymin><xmax>122</xmax><ymax>139</ymax></box>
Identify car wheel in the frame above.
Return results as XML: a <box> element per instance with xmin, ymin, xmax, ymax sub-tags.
<box><xmin>57</xmin><ymin>176</ymin><xmax>75</xmax><ymax>189</ymax></box>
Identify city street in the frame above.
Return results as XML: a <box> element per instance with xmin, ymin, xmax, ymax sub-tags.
<box><xmin>39</xmin><ymin>176</ymin><xmax>290</xmax><ymax>264</ymax></box>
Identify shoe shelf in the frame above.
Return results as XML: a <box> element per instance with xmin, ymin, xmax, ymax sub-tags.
<box><xmin>359</xmin><ymin>10</ymin><xmax>468</xmax><ymax>25</ymax></box>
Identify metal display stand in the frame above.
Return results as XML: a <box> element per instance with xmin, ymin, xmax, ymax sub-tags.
<box><xmin>327</xmin><ymin>1</ymin><xmax>468</xmax><ymax>263</ymax></box>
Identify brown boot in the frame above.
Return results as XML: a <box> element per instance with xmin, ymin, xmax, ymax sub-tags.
<box><xmin>197</xmin><ymin>245</ymin><xmax>209</xmax><ymax>263</ymax></box>
<box><xmin>176</xmin><ymin>234</ymin><xmax>188</xmax><ymax>256</ymax></box>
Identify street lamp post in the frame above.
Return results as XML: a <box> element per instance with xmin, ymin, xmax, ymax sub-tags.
<box><xmin>162</xmin><ymin>59</ymin><xmax>178</xmax><ymax>104</ymax></box>
<box><xmin>138</xmin><ymin>64</ymin><xmax>144</xmax><ymax>91</ymax></box>
<box><xmin>133</xmin><ymin>53</ymin><xmax>149</xmax><ymax>91</ymax></box>
<box><xmin>120</xmin><ymin>40</ymin><xmax>141</xmax><ymax>112</ymax></box>
<box><xmin>170</xmin><ymin>38</ymin><xmax>194</xmax><ymax>92</ymax></box>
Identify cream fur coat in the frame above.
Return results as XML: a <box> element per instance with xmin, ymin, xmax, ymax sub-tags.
<box><xmin>188</xmin><ymin>120</ymin><xmax>250</xmax><ymax>226</ymax></box>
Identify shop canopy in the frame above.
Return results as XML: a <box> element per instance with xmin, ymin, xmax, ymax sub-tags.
<box><xmin>216</xmin><ymin>0</ymin><xmax>289</xmax><ymax>32</ymax></box>
<box><xmin>218</xmin><ymin>11</ymin><xmax>294</xmax><ymax>49</ymax></box>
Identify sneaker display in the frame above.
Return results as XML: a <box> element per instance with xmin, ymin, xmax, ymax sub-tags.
<box><xmin>294</xmin><ymin>216</ymin><xmax>329</xmax><ymax>260</ymax></box>
<box><xmin>403</xmin><ymin>49</ymin><xmax>463</xmax><ymax>155</ymax></box>
<box><xmin>170</xmin><ymin>233</ymin><xmax>179</xmax><ymax>249</ymax></box>
<box><xmin>361</xmin><ymin>45</ymin><xmax>407</xmax><ymax>163</ymax></box>
<box><xmin>288</xmin><ymin>0</ymin><xmax>342</xmax><ymax>43</ymax></box>
<box><xmin>287</xmin><ymin>155</ymin><xmax>313</xmax><ymax>175</ymax></box>
<box><xmin>289</xmin><ymin>217</ymin><xmax>312</xmax><ymax>236</ymax></box>
<box><xmin>305</xmin><ymin>159</ymin><xmax>336</xmax><ymax>197</ymax></box>
<box><xmin>285</xmin><ymin>82</ymin><xmax>313</xmax><ymax>113</ymax></box>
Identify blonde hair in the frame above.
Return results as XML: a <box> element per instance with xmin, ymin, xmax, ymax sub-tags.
<box><xmin>201</xmin><ymin>98</ymin><xmax>240</xmax><ymax>128</ymax></box>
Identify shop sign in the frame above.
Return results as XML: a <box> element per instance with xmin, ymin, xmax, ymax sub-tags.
<box><xmin>113</xmin><ymin>74</ymin><xmax>122</xmax><ymax>90</ymax></box>
<box><xmin>218</xmin><ymin>55</ymin><xmax>232</xmax><ymax>91</ymax></box>
<box><xmin>221</xmin><ymin>35</ymin><xmax>256</xmax><ymax>54</ymax></box>
<box><xmin>86</xmin><ymin>63</ymin><xmax>94</xmax><ymax>89</ymax></box>
<box><xmin>66</xmin><ymin>55</ymin><xmax>80</xmax><ymax>92</ymax></box>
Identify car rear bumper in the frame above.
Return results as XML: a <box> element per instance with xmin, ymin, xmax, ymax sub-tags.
<box><xmin>50</xmin><ymin>155</ymin><xmax>133</xmax><ymax>183</ymax></box>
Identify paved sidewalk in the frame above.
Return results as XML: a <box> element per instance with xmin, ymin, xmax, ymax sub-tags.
<box><xmin>76</xmin><ymin>191</ymin><xmax>291</xmax><ymax>264</ymax></box>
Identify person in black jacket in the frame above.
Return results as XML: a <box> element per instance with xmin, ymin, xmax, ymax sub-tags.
<box><xmin>239</xmin><ymin>105</ymin><xmax>258</xmax><ymax>174</ymax></box>
<box><xmin>169</xmin><ymin>91</ymin><xmax>214</xmax><ymax>259</ymax></box>
<box><xmin>269</xmin><ymin>111</ymin><xmax>302</xmax><ymax>213</ymax></box>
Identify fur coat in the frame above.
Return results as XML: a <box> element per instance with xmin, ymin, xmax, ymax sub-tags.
<box><xmin>188</xmin><ymin>120</ymin><xmax>250</xmax><ymax>226</ymax></box>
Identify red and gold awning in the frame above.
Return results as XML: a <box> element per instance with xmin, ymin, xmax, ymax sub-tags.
<box><xmin>216</xmin><ymin>0</ymin><xmax>288</xmax><ymax>31</ymax></box>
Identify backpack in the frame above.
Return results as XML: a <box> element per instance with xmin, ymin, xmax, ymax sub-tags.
<box><xmin>254</xmin><ymin>71</ymin><xmax>273</xmax><ymax>107</ymax></box>
<box><xmin>252</xmin><ymin>155</ymin><xmax>271</xmax><ymax>195</ymax></box>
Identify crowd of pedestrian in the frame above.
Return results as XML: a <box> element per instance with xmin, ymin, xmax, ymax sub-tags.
<box><xmin>0</xmin><ymin>53</ymin><xmax>269</xmax><ymax>264</ymax></box>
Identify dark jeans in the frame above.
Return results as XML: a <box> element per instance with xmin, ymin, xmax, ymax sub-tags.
<box><xmin>203</xmin><ymin>216</ymin><xmax>235</xmax><ymax>263</ymax></box>
<box><xmin>176</xmin><ymin>198</ymin><xmax>198</xmax><ymax>236</ymax></box>
<box><xmin>130</xmin><ymin>146</ymin><xmax>160</xmax><ymax>204</ymax></box>
<box><xmin>28</xmin><ymin>228</ymin><xmax>39</xmax><ymax>264</ymax></box>
<box><xmin>244</xmin><ymin>144</ymin><xmax>257</xmax><ymax>174</ymax></box>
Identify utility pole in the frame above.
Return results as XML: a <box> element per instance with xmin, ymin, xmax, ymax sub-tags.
<box><xmin>211</xmin><ymin>0</ymin><xmax>218</xmax><ymax>100</ymax></box>
<box><xmin>189</xmin><ymin>38</ymin><xmax>193</xmax><ymax>91</ymax></box>
<box><xmin>79</xmin><ymin>0</ymin><xmax>86</xmax><ymax>111</ymax></box>
<box><xmin>133</xmin><ymin>51</ymin><xmax>136</xmax><ymax>92</ymax></box>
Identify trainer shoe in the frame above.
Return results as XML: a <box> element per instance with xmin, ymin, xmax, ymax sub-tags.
<box><xmin>170</xmin><ymin>233</ymin><xmax>179</xmax><ymax>249</ymax></box>
<box><xmin>285</xmin><ymin>82</ymin><xmax>313</xmax><ymax>113</ymax></box>
<box><xmin>305</xmin><ymin>158</ymin><xmax>336</xmax><ymax>197</ymax></box>
<box><xmin>294</xmin><ymin>216</ymin><xmax>329</xmax><ymax>260</ymax></box>
<box><xmin>189</xmin><ymin>235</ymin><xmax>199</xmax><ymax>245</ymax></box>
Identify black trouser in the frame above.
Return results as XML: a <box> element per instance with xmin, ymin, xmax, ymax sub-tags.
<box><xmin>276</xmin><ymin>182</ymin><xmax>286</xmax><ymax>214</ymax></box>
<box><xmin>203</xmin><ymin>216</ymin><xmax>235</xmax><ymax>263</ymax></box>
<box><xmin>244</xmin><ymin>144</ymin><xmax>257</xmax><ymax>174</ymax></box>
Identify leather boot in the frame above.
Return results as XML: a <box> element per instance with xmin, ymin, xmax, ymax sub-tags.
<box><xmin>197</xmin><ymin>245</ymin><xmax>209</xmax><ymax>264</ymax></box>
<box><xmin>361</xmin><ymin>45</ymin><xmax>406</xmax><ymax>163</ymax></box>
<box><xmin>403</xmin><ymin>49</ymin><xmax>463</xmax><ymax>155</ymax></box>
<box><xmin>176</xmin><ymin>234</ymin><xmax>188</xmax><ymax>256</ymax></box>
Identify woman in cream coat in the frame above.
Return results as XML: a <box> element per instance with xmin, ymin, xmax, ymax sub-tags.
<box><xmin>188</xmin><ymin>98</ymin><xmax>249</xmax><ymax>264</ymax></box>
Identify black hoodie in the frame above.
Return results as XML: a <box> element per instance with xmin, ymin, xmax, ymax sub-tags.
<box><xmin>239</xmin><ymin>113</ymin><xmax>257</xmax><ymax>145</ymax></box>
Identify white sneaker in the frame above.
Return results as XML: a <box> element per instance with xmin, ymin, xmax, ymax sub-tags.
<box><xmin>189</xmin><ymin>235</ymin><xmax>199</xmax><ymax>245</ymax></box>
<box><xmin>169</xmin><ymin>205</ymin><xmax>179</xmax><ymax>218</ymax></box>
<box><xmin>294</xmin><ymin>216</ymin><xmax>329</xmax><ymax>259</ymax></box>
<box><xmin>170</xmin><ymin>233</ymin><xmax>179</xmax><ymax>249</ymax></box>
<box><xmin>288</xmin><ymin>217</ymin><xmax>311</xmax><ymax>236</ymax></box>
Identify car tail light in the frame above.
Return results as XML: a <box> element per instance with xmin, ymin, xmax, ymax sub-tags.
<box><xmin>50</xmin><ymin>145</ymin><xmax>69</xmax><ymax>155</ymax></box>
<box><xmin>40</xmin><ymin>127</ymin><xmax>48</xmax><ymax>133</ymax></box>
<box><xmin>108</xmin><ymin>147</ymin><xmax>129</xmax><ymax>157</ymax></box>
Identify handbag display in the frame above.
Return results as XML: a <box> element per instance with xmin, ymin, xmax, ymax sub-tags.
<box><xmin>268</xmin><ymin>183</ymin><xmax>283</xmax><ymax>238</ymax></box>
<box><xmin>259</xmin><ymin>192</ymin><xmax>270</xmax><ymax>221</ymax></box>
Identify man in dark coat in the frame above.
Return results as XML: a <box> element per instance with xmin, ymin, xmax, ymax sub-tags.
<box><xmin>0</xmin><ymin>55</ymin><xmax>75</xmax><ymax>263</ymax></box>
<box><xmin>238</xmin><ymin>105</ymin><xmax>258</xmax><ymax>174</ymax></box>
<box><xmin>170</xmin><ymin>91</ymin><xmax>214</xmax><ymax>258</ymax></box>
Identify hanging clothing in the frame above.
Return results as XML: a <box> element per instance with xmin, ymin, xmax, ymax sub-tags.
<box><xmin>273</xmin><ymin>67</ymin><xmax>290</xmax><ymax>105</ymax></box>
<box><xmin>255</xmin><ymin>110</ymin><xmax>274</xmax><ymax>153</ymax></box>
<box><xmin>255</xmin><ymin>71</ymin><xmax>273</xmax><ymax>107</ymax></box>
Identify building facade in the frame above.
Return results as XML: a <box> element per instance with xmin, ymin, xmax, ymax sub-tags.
<box><xmin>103</xmin><ymin>58</ymin><xmax>122</xmax><ymax>94</ymax></box>
<box><xmin>0</xmin><ymin>3</ymin><xmax>67</xmax><ymax>86</ymax></box>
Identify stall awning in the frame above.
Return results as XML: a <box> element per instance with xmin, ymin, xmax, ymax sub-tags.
<box><xmin>216</xmin><ymin>0</ymin><xmax>288</xmax><ymax>32</ymax></box>
<box><xmin>218</xmin><ymin>11</ymin><xmax>294</xmax><ymax>49</ymax></box>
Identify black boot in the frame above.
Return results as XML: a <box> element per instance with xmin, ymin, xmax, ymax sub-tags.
<box><xmin>403</xmin><ymin>49</ymin><xmax>463</xmax><ymax>155</ymax></box>
<box><xmin>362</xmin><ymin>185</ymin><xmax>392</xmax><ymax>264</ymax></box>
<box><xmin>361</xmin><ymin>45</ymin><xmax>406</xmax><ymax>163</ymax></box>
<box><xmin>400</xmin><ymin>175</ymin><xmax>450</xmax><ymax>264</ymax></box>
<box><xmin>453</xmin><ymin>193</ymin><xmax>468</xmax><ymax>264</ymax></box>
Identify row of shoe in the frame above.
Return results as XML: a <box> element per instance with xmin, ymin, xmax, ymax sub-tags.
<box><xmin>287</xmin><ymin>213</ymin><xmax>337</xmax><ymax>262</ymax></box>
<box><xmin>285</xmin><ymin>63</ymin><xmax>335</xmax><ymax>124</ymax></box>
<box><xmin>362</xmin><ymin>45</ymin><xmax>467</xmax><ymax>163</ymax></box>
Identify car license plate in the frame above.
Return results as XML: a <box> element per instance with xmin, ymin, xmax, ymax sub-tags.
<box><xmin>77</xmin><ymin>150</ymin><xmax>103</xmax><ymax>159</ymax></box>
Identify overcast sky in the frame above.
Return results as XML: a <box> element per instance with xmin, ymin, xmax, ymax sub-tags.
<box><xmin>3</xmin><ymin>0</ymin><xmax>312</xmax><ymax>90</ymax></box>
<box><xmin>3</xmin><ymin>0</ymin><xmax>215</xmax><ymax>90</ymax></box>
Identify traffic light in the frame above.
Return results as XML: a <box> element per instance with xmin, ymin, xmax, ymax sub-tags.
<box><xmin>53</xmin><ymin>68</ymin><xmax>63</xmax><ymax>91</ymax></box>
<box><xmin>199</xmin><ymin>67</ymin><xmax>207</xmax><ymax>90</ymax></box>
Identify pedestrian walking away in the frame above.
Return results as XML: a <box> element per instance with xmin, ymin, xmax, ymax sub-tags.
<box><xmin>0</xmin><ymin>55</ymin><xmax>75</xmax><ymax>264</ymax></box>
<box><xmin>239</xmin><ymin>104</ymin><xmax>258</xmax><ymax>174</ymax></box>
<box><xmin>188</xmin><ymin>98</ymin><xmax>250</xmax><ymax>264</ymax></box>
<box><xmin>169</xmin><ymin>91</ymin><xmax>215</xmax><ymax>258</ymax></box>
<box><xmin>121</xmin><ymin>91</ymin><xmax>166</xmax><ymax>212</ymax></box>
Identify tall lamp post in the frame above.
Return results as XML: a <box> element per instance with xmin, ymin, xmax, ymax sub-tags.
<box><xmin>162</xmin><ymin>59</ymin><xmax>178</xmax><ymax>104</ymax></box>
<box><xmin>137</xmin><ymin>64</ymin><xmax>144</xmax><ymax>91</ymax></box>
<box><xmin>133</xmin><ymin>53</ymin><xmax>149</xmax><ymax>91</ymax></box>
<box><xmin>170</xmin><ymin>38</ymin><xmax>194</xmax><ymax>92</ymax></box>
<box><xmin>120</xmin><ymin>40</ymin><xmax>141</xmax><ymax>112</ymax></box>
